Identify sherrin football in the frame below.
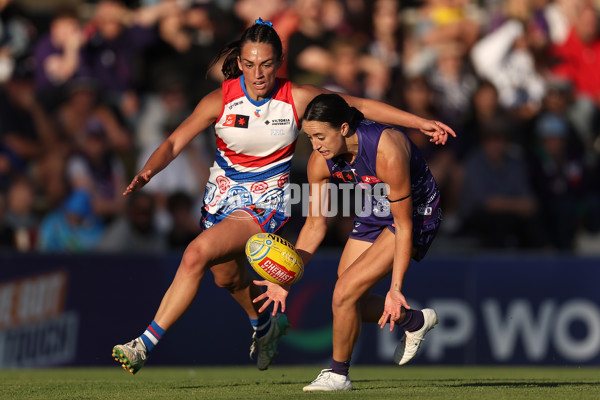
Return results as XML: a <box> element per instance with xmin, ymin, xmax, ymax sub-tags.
<box><xmin>245</xmin><ymin>233</ymin><xmax>304</xmax><ymax>285</ymax></box>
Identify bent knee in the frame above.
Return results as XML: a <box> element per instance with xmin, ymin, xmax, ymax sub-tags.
<box><xmin>212</xmin><ymin>266</ymin><xmax>249</xmax><ymax>291</ymax></box>
<box><xmin>332</xmin><ymin>285</ymin><xmax>359</xmax><ymax>310</ymax></box>
<box><xmin>179</xmin><ymin>241</ymin><xmax>212</xmax><ymax>276</ymax></box>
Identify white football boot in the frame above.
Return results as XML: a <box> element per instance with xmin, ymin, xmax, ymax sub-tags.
<box><xmin>394</xmin><ymin>308</ymin><xmax>438</xmax><ymax>365</ymax></box>
<box><xmin>303</xmin><ymin>369</ymin><xmax>353</xmax><ymax>392</ymax></box>
<box><xmin>249</xmin><ymin>313</ymin><xmax>290</xmax><ymax>370</ymax></box>
<box><xmin>112</xmin><ymin>337</ymin><xmax>148</xmax><ymax>374</ymax></box>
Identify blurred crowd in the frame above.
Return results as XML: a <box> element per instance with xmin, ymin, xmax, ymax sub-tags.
<box><xmin>0</xmin><ymin>0</ymin><xmax>598</xmax><ymax>255</ymax></box>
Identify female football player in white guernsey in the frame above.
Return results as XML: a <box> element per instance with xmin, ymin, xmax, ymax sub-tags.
<box><xmin>111</xmin><ymin>18</ymin><xmax>454</xmax><ymax>375</ymax></box>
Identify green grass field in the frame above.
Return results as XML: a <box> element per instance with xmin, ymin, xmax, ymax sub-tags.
<box><xmin>2</xmin><ymin>366</ymin><xmax>599</xmax><ymax>400</ymax></box>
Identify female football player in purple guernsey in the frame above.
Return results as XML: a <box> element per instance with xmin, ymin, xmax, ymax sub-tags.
<box><xmin>254</xmin><ymin>93</ymin><xmax>443</xmax><ymax>391</ymax></box>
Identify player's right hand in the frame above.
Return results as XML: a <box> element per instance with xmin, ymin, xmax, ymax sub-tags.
<box><xmin>123</xmin><ymin>170</ymin><xmax>152</xmax><ymax>195</ymax></box>
<box><xmin>253</xmin><ymin>280</ymin><xmax>290</xmax><ymax>316</ymax></box>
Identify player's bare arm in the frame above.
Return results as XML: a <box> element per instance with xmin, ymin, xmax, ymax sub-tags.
<box><xmin>376</xmin><ymin>129</ymin><xmax>414</xmax><ymax>331</ymax></box>
<box><xmin>291</xmin><ymin>83</ymin><xmax>455</xmax><ymax>145</ymax></box>
<box><xmin>294</xmin><ymin>151</ymin><xmax>332</xmax><ymax>264</ymax></box>
<box><xmin>123</xmin><ymin>89</ymin><xmax>223</xmax><ymax>195</ymax></box>
<box><xmin>253</xmin><ymin>151</ymin><xmax>331</xmax><ymax>315</ymax></box>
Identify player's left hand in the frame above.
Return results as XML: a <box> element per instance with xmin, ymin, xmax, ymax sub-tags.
<box><xmin>379</xmin><ymin>289</ymin><xmax>410</xmax><ymax>331</ymax></box>
<box><xmin>419</xmin><ymin>120</ymin><xmax>456</xmax><ymax>145</ymax></box>
<box><xmin>253</xmin><ymin>280</ymin><xmax>291</xmax><ymax>316</ymax></box>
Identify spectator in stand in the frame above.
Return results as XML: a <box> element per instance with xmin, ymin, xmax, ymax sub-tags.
<box><xmin>532</xmin><ymin>80</ymin><xmax>591</xmax><ymax>162</ymax></box>
<box><xmin>365</xmin><ymin>0</ymin><xmax>403</xmax><ymax>105</ymax></box>
<box><xmin>32</xmin><ymin>6</ymin><xmax>87</xmax><ymax>111</ymax></box>
<box><xmin>4</xmin><ymin>177</ymin><xmax>38</xmax><ymax>251</ymax></box>
<box><xmin>29</xmin><ymin>147</ymin><xmax>70</xmax><ymax>215</ymax></box>
<box><xmin>96</xmin><ymin>190</ymin><xmax>166</xmax><ymax>253</ymax></box>
<box><xmin>287</xmin><ymin>0</ymin><xmax>335</xmax><ymax>85</ymax></box>
<box><xmin>458</xmin><ymin>118</ymin><xmax>542</xmax><ymax>249</ymax></box>
<box><xmin>37</xmin><ymin>189</ymin><xmax>104</xmax><ymax>252</ymax></box>
<box><xmin>165</xmin><ymin>191</ymin><xmax>201</xmax><ymax>251</ymax></box>
<box><xmin>322</xmin><ymin>38</ymin><xmax>365</xmax><ymax>97</ymax></box>
<box><xmin>0</xmin><ymin>141</ymin><xmax>25</xmax><ymax>193</ymax></box>
<box><xmin>470</xmin><ymin>16</ymin><xmax>546</xmax><ymax>119</ymax></box>
<box><xmin>0</xmin><ymin>60</ymin><xmax>59</xmax><ymax>168</ymax></box>
<box><xmin>143</xmin><ymin>2</ymin><xmax>223</xmax><ymax>105</ymax></box>
<box><xmin>65</xmin><ymin>119</ymin><xmax>127</xmax><ymax>223</ymax></box>
<box><xmin>81</xmin><ymin>0</ymin><xmax>170</xmax><ymax>121</ymax></box>
<box><xmin>550</xmin><ymin>4</ymin><xmax>600</xmax><ymax>106</ymax></box>
<box><xmin>367</xmin><ymin>0</ymin><xmax>402</xmax><ymax>70</ymax></box>
<box><xmin>0</xmin><ymin>0</ymin><xmax>35</xmax><ymax>84</ymax></box>
<box><xmin>549</xmin><ymin>3</ymin><xmax>600</xmax><ymax>165</ymax></box>
<box><xmin>55</xmin><ymin>79</ymin><xmax>131</xmax><ymax>154</ymax></box>
<box><xmin>0</xmin><ymin>191</ymin><xmax>16</xmax><ymax>249</ymax></box>
<box><xmin>462</xmin><ymin>79</ymin><xmax>516</xmax><ymax>158</ymax></box>
<box><xmin>403</xmin><ymin>0</ymin><xmax>479</xmax><ymax>77</ymax></box>
<box><xmin>528</xmin><ymin>112</ymin><xmax>587</xmax><ymax>250</ymax></box>
<box><xmin>426</xmin><ymin>40</ymin><xmax>478</xmax><ymax>131</ymax></box>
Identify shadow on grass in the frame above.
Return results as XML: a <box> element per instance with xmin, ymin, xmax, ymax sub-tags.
<box><xmin>331</xmin><ymin>378</ymin><xmax>600</xmax><ymax>391</ymax></box>
<box><xmin>451</xmin><ymin>381</ymin><xmax>600</xmax><ymax>388</ymax></box>
<box><xmin>178</xmin><ymin>380</ymin><xmax>309</xmax><ymax>390</ymax></box>
<box><xmin>177</xmin><ymin>378</ymin><xmax>600</xmax><ymax>391</ymax></box>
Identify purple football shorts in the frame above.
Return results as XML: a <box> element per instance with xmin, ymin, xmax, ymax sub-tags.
<box><xmin>349</xmin><ymin>209</ymin><xmax>442</xmax><ymax>262</ymax></box>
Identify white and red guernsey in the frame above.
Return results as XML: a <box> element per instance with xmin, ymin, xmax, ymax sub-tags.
<box><xmin>202</xmin><ymin>76</ymin><xmax>299</xmax><ymax>222</ymax></box>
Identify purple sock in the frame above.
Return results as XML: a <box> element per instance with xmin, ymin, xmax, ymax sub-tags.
<box><xmin>330</xmin><ymin>359</ymin><xmax>350</xmax><ymax>376</ymax></box>
<box><xmin>397</xmin><ymin>309</ymin><xmax>424</xmax><ymax>332</ymax></box>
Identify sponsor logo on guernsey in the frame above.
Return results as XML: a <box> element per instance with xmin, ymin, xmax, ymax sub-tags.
<box><xmin>258</xmin><ymin>257</ymin><xmax>297</xmax><ymax>284</ymax></box>
<box><xmin>223</xmin><ymin>114</ymin><xmax>249</xmax><ymax>128</ymax></box>
<box><xmin>333</xmin><ymin>169</ymin><xmax>358</xmax><ymax>183</ymax></box>
<box><xmin>254</xmin><ymin>109</ymin><xmax>261</xmax><ymax>117</ymax></box>
<box><xmin>228</xmin><ymin>100</ymin><xmax>243</xmax><ymax>110</ymax></box>
<box><xmin>266</xmin><ymin>118</ymin><xmax>291</xmax><ymax>126</ymax></box>
<box><xmin>361</xmin><ymin>175</ymin><xmax>381</xmax><ymax>183</ymax></box>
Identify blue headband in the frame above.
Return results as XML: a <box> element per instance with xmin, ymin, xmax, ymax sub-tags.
<box><xmin>254</xmin><ymin>18</ymin><xmax>273</xmax><ymax>27</ymax></box>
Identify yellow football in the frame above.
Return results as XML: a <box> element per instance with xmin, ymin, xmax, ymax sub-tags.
<box><xmin>245</xmin><ymin>233</ymin><xmax>304</xmax><ymax>285</ymax></box>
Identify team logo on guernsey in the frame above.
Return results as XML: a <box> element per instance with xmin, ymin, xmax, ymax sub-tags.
<box><xmin>216</xmin><ymin>175</ymin><xmax>230</xmax><ymax>193</ymax></box>
<box><xmin>251</xmin><ymin>181</ymin><xmax>268</xmax><ymax>194</ymax></box>
<box><xmin>223</xmin><ymin>114</ymin><xmax>249</xmax><ymax>128</ymax></box>
<box><xmin>277</xmin><ymin>173</ymin><xmax>289</xmax><ymax>188</ymax></box>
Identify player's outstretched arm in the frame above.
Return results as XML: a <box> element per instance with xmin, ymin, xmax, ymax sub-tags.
<box><xmin>375</xmin><ymin>129</ymin><xmax>414</xmax><ymax>331</ymax></box>
<box><xmin>292</xmin><ymin>83</ymin><xmax>456</xmax><ymax>145</ymax></box>
<box><xmin>340</xmin><ymin>94</ymin><xmax>455</xmax><ymax>145</ymax></box>
<box><xmin>123</xmin><ymin>89</ymin><xmax>222</xmax><ymax>196</ymax></box>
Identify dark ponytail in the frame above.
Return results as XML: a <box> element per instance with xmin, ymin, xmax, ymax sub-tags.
<box><xmin>208</xmin><ymin>20</ymin><xmax>283</xmax><ymax>81</ymax></box>
<box><xmin>303</xmin><ymin>94</ymin><xmax>364</xmax><ymax>132</ymax></box>
<box><xmin>209</xmin><ymin>40</ymin><xmax>242</xmax><ymax>80</ymax></box>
